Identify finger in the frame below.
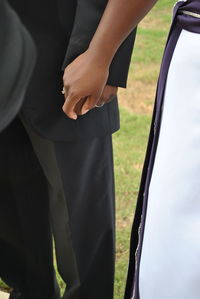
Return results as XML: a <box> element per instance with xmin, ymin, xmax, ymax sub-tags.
<box><xmin>96</xmin><ymin>96</ymin><xmax>106</xmax><ymax>107</ymax></box>
<box><xmin>107</xmin><ymin>94</ymin><xmax>116</xmax><ymax>103</ymax></box>
<box><xmin>74</xmin><ymin>97</ymin><xmax>88</xmax><ymax>115</ymax></box>
<box><xmin>81</xmin><ymin>96</ymin><xmax>98</xmax><ymax>114</ymax></box>
<box><xmin>62</xmin><ymin>85</ymin><xmax>69</xmax><ymax>98</ymax></box>
<box><xmin>97</xmin><ymin>93</ymin><xmax>116</xmax><ymax>106</ymax></box>
<box><xmin>62</xmin><ymin>94</ymin><xmax>80</xmax><ymax>120</ymax></box>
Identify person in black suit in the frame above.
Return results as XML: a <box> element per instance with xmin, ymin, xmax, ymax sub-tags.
<box><xmin>2</xmin><ymin>0</ymin><xmax>136</xmax><ymax>298</ymax></box>
<box><xmin>0</xmin><ymin>2</ymin><xmax>59</xmax><ymax>299</ymax></box>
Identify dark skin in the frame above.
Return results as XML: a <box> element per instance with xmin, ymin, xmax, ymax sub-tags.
<box><xmin>63</xmin><ymin>0</ymin><xmax>158</xmax><ymax>120</ymax></box>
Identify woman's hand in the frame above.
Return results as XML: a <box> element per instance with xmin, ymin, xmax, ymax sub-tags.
<box><xmin>62</xmin><ymin>0</ymin><xmax>157</xmax><ymax>120</ymax></box>
<box><xmin>62</xmin><ymin>50</ymin><xmax>111</xmax><ymax>120</ymax></box>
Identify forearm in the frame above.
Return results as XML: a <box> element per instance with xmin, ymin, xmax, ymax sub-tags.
<box><xmin>89</xmin><ymin>0</ymin><xmax>157</xmax><ymax>66</ymax></box>
<box><xmin>62</xmin><ymin>0</ymin><xmax>157</xmax><ymax>118</ymax></box>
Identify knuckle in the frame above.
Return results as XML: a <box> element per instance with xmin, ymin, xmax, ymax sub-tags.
<box><xmin>63</xmin><ymin>82</ymin><xmax>70</xmax><ymax>90</ymax></box>
<box><xmin>69</xmin><ymin>90</ymin><xmax>79</xmax><ymax>100</ymax></box>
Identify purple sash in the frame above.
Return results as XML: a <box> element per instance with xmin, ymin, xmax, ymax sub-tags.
<box><xmin>156</xmin><ymin>0</ymin><xmax>200</xmax><ymax>118</ymax></box>
<box><xmin>125</xmin><ymin>1</ymin><xmax>200</xmax><ymax>299</ymax></box>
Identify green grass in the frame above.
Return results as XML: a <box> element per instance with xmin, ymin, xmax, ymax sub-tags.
<box><xmin>119</xmin><ymin>0</ymin><xmax>175</xmax><ymax>114</ymax></box>
<box><xmin>133</xmin><ymin>0</ymin><xmax>174</xmax><ymax>64</ymax></box>
<box><xmin>0</xmin><ymin>0</ymin><xmax>174</xmax><ymax>297</ymax></box>
<box><xmin>114</xmin><ymin>109</ymin><xmax>151</xmax><ymax>298</ymax></box>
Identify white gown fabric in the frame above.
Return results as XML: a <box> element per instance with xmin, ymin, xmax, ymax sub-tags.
<box><xmin>139</xmin><ymin>29</ymin><xmax>200</xmax><ymax>299</ymax></box>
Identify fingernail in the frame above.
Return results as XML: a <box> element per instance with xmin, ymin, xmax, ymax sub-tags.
<box><xmin>82</xmin><ymin>109</ymin><xmax>90</xmax><ymax>115</ymax></box>
<box><xmin>70</xmin><ymin>113</ymin><xmax>77</xmax><ymax>120</ymax></box>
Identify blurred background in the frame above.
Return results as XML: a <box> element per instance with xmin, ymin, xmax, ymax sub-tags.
<box><xmin>0</xmin><ymin>1</ymin><xmax>175</xmax><ymax>298</ymax></box>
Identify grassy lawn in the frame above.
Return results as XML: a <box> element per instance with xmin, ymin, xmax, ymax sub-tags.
<box><xmin>114</xmin><ymin>110</ymin><xmax>151</xmax><ymax>298</ymax></box>
<box><xmin>0</xmin><ymin>0</ymin><xmax>175</xmax><ymax>297</ymax></box>
<box><xmin>119</xmin><ymin>0</ymin><xmax>174</xmax><ymax>115</ymax></box>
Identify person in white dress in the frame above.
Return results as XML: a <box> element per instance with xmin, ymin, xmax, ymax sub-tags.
<box><xmin>125</xmin><ymin>1</ymin><xmax>200</xmax><ymax>298</ymax></box>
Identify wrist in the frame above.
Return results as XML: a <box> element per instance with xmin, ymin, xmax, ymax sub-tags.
<box><xmin>87</xmin><ymin>42</ymin><xmax>114</xmax><ymax>68</ymax></box>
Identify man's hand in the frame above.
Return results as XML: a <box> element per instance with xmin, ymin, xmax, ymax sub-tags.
<box><xmin>71</xmin><ymin>85</ymin><xmax>118</xmax><ymax>116</ymax></box>
<box><xmin>95</xmin><ymin>85</ymin><xmax>118</xmax><ymax>107</ymax></box>
<box><xmin>62</xmin><ymin>50</ymin><xmax>111</xmax><ymax>120</ymax></box>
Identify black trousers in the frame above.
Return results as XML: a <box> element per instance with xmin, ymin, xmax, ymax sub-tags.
<box><xmin>0</xmin><ymin>119</ymin><xmax>58</xmax><ymax>299</ymax></box>
<box><xmin>0</xmin><ymin>116</ymin><xmax>115</xmax><ymax>299</ymax></box>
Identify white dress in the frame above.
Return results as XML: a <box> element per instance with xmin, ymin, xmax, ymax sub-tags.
<box><xmin>139</xmin><ymin>7</ymin><xmax>200</xmax><ymax>299</ymax></box>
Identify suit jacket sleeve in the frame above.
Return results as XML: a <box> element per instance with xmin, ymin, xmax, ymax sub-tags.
<box><xmin>62</xmin><ymin>0</ymin><xmax>137</xmax><ymax>88</ymax></box>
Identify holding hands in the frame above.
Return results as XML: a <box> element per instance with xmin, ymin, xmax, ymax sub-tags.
<box><xmin>62</xmin><ymin>49</ymin><xmax>118</xmax><ymax>120</ymax></box>
<box><xmin>62</xmin><ymin>0</ymin><xmax>157</xmax><ymax>120</ymax></box>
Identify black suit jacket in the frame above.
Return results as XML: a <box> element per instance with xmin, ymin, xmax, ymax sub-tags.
<box><xmin>9</xmin><ymin>0</ymin><xmax>136</xmax><ymax>141</ymax></box>
<box><xmin>0</xmin><ymin>0</ymin><xmax>36</xmax><ymax>132</ymax></box>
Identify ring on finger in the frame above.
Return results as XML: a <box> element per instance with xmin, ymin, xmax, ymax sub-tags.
<box><xmin>61</xmin><ymin>87</ymin><xmax>65</xmax><ymax>95</ymax></box>
<box><xmin>95</xmin><ymin>102</ymin><xmax>105</xmax><ymax>108</ymax></box>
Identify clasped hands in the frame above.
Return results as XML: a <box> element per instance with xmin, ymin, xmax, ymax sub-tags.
<box><xmin>62</xmin><ymin>49</ymin><xmax>118</xmax><ymax>120</ymax></box>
